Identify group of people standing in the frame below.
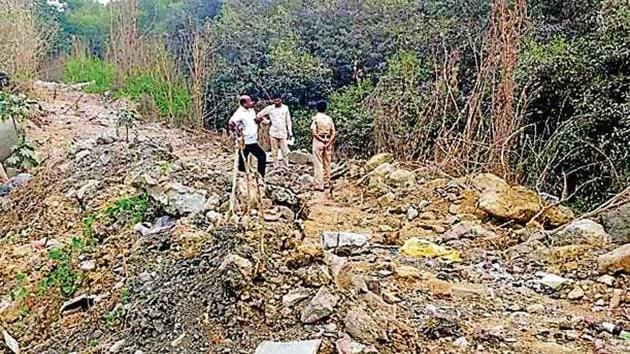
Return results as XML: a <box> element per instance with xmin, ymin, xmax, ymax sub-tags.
<box><xmin>228</xmin><ymin>95</ymin><xmax>336</xmax><ymax>191</ymax></box>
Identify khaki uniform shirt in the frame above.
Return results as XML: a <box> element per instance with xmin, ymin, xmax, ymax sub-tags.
<box><xmin>310</xmin><ymin>113</ymin><xmax>335</xmax><ymax>137</ymax></box>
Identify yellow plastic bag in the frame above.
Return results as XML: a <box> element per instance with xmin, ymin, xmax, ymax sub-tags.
<box><xmin>400</xmin><ymin>237</ymin><xmax>461</xmax><ymax>262</ymax></box>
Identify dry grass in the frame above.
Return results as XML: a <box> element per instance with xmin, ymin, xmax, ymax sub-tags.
<box><xmin>0</xmin><ymin>0</ymin><xmax>53</xmax><ymax>80</ymax></box>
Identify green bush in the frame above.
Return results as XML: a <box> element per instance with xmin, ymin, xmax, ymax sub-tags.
<box><xmin>62</xmin><ymin>56</ymin><xmax>115</xmax><ymax>94</ymax></box>
<box><xmin>118</xmin><ymin>71</ymin><xmax>191</xmax><ymax>121</ymax></box>
<box><xmin>328</xmin><ymin>81</ymin><xmax>374</xmax><ymax>157</ymax></box>
<box><xmin>520</xmin><ymin>1</ymin><xmax>630</xmax><ymax>207</ymax></box>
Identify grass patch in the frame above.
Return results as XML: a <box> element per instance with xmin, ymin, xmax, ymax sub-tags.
<box><xmin>118</xmin><ymin>71</ymin><xmax>191</xmax><ymax>119</ymax></box>
<box><xmin>104</xmin><ymin>193</ymin><xmax>150</xmax><ymax>225</ymax></box>
<box><xmin>63</xmin><ymin>56</ymin><xmax>115</xmax><ymax>94</ymax></box>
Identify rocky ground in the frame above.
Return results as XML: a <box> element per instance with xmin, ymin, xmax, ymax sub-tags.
<box><xmin>0</xmin><ymin>82</ymin><xmax>629</xmax><ymax>354</ymax></box>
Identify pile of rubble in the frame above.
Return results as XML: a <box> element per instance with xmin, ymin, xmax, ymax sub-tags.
<box><xmin>0</xmin><ymin>83</ymin><xmax>629</xmax><ymax>354</ymax></box>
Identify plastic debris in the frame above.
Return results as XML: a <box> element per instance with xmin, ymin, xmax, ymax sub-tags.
<box><xmin>400</xmin><ymin>238</ymin><xmax>461</xmax><ymax>262</ymax></box>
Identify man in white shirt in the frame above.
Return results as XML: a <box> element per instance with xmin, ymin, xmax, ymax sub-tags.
<box><xmin>257</xmin><ymin>96</ymin><xmax>293</xmax><ymax>169</ymax></box>
<box><xmin>228</xmin><ymin>95</ymin><xmax>267</xmax><ymax>178</ymax></box>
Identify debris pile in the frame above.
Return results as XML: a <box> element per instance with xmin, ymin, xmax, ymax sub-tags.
<box><xmin>0</xmin><ymin>82</ymin><xmax>629</xmax><ymax>354</ymax></box>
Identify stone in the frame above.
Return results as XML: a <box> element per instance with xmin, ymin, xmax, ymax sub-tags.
<box><xmin>387</xmin><ymin>169</ymin><xmax>416</xmax><ymax>188</ymax></box>
<box><xmin>538</xmin><ymin>273</ymin><xmax>572</xmax><ymax>291</ymax></box>
<box><xmin>205</xmin><ymin>211</ymin><xmax>223</xmax><ymax>225</ymax></box>
<box><xmin>453</xmin><ymin>336</ymin><xmax>469</xmax><ymax>348</ymax></box>
<box><xmin>254</xmin><ymin>340</ymin><xmax>322</xmax><ymax>354</ymax></box>
<box><xmin>441</xmin><ymin>222</ymin><xmax>494</xmax><ymax>241</ymax></box>
<box><xmin>526</xmin><ymin>303</ymin><xmax>545</xmax><ymax>313</ymax></box>
<box><xmin>147</xmin><ymin>182</ymin><xmax>207</xmax><ymax>216</ymax></box>
<box><xmin>2</xmin><ymin>328</ymin><xmax>19</xmax><ymax>354</ymax></box>
<box><xmin>298</xmin><ymin>174</ymin><xmax>315</xmax><ymax>185</ymax></box>
<box><xmin>266</xmin><ymin>184</ymin><xmax>298</xmax><ymax>206</ymax></box>
<box><xmin>597</xmin><ymin>244</ymin><xmax>630</xmax><ymax>274</ymax></box>
<box><xmin>133</xmin><ymin>216</ymin><xmax>175</xmax><ymax>236</ymax></box>
<box><xmin>596</xmin><ymin>275</ymin><xmax>616</xmax><ymax>286</ymax></box>
<box><xmin>80</xmin><ymin>260</ymin><xmax>95</xmax><ymax>271</ymax></box>
<box><xmin>407</xmin><ymin>206</ymin><xmax>418</xmax><ymax>221</ymax></box>
<box><xmin>345</xmin><ymin>308</ymin><xmax>384</xmax><ymax>343</ymax></box>
<box><xmin>219</xmin><ymin>254</ymin><xmax>253</xmax><ymax>289</ymax></box>
<box><xmin>366</xmin><ymin>163</ymin><xmax>396</xmax><ymax>190</ymax></box>
<box><xmin>554</xmin><ymin>219</ymin><xmax>610</xmax><ymax>247</ymax></box>
<box><xmin>567</xmin><ymin>287</ymin><xmax>585</xmax><ymax>300</ymax></box>
<box><xmin>282</xmin><ymin>289</ymin><xmax>310</xmax><ymax>307</ymax></box>
<box><xmin>394</xmin><ymin>265</ymin><xmax>422</xmax><ymax>279</ymax></box>
<box><xmin>96</xmin><ymin>132</ymin><xmax>116</xmax><ymax>145</ymax></box>
<box><xmin>287</xmin><ymin>150</ymin><xmax>313</xmax><ymax>165</ymax></box>
<box><xmin>76</xmin><ymin>179</ymin><xmax>99</xmax><ymax>203</ymax></box>
<box><xmin>321</xmin><ymin>232</ymin><xmax>369</xmax><ymax>254</ymax></box>
<box><xmin>75</xmin><ymin>149</ymin><xmax>91</xmax><ymax>162</ymax></box>
<box><xmin>203</xmin><ymin>193</ymin><xmax>222</xmax><ymax>211</ymax></box>
<box><xmin>109</xmin><ymin>339</ymin><xmax>125</xmax><ymax>353</ymax></box>
<box><xmin>278</xmin><ymin>206</ymin><xmax>295</xmax><ymax>221</ymax></box>
<box><xmin>0</xmin><ymin>119</ymin><xmax>18</xmax><ymax>162</ymax></box>
<box><xmin>472</xmin><ymin>173</ymin><xmax>573</xmax><ymax>225</ymax></box>
<box><xmin>335</xmin><ymin>334</ymin><xmax>378</xmax><ymax>354</ymax></box>
<box><xmin>419</xmin><ymin>211</ymin><xmax>436</xmax><ymax>220</ymax></box>
<box><xmin>601</xmin><ymin>203</ymin><xmax>630</xmax><ymax>244</ymax></box>
<box><xmin>300</xmin><ymin>287</ymin><xmax>338</xmax><ymax>324</ymax></box>
<box><xmin>365</xmin><ymin>153</ymin><xmax>393</xmax><ymax>172</ymax></box>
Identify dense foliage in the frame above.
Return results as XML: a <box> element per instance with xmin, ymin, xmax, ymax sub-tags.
<box><xmin>18</xmin><ymin>0</ymin><xmax>630</xmax><ymax>207</ymax></box>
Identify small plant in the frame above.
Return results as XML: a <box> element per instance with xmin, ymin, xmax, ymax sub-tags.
<box><xmin>88</xmin><ymin>339</ymin><xmax>99</xmax><ymax>347</ymax></box>
<box><xmin>5</xmin><ymin>137</ymin><xmax>39</xmax><ymax>170</ymax></box>
<box><xmin>115</xmin><ymin>108</ymin><xmax>140</xmax><ymax>143</ymax></box>
<box><xmin>158</xmin><ymin>161</ymin><xmax>171</xmax><ymax>176</ymax></box>
<box><xmin>104</xmin><ymin>193</ymin><xmax>150</xmax><ymax>225</ymax></box>
<box><xmin>11</xmin><ymin>272</ymin><xmax>29</xmax><ymax>301</ymax></box>
<box><xmin>120</xmin><ymin>287</ymin><xmax>130</xmax><ymax>304</ymax></box>
<box><xmin>0</xmin><ymin>91</ymin><xmax>29</xmax><ymax>127</ymax></box>
<box><xmin>82</xmin><ymin>214</ymin><xmax>98</xmax><ymax>246</ymax></box>
<box><xmin>40</xmin><ymin>245</ymin><xmax>81</xmax><ymax>297</ymax></box>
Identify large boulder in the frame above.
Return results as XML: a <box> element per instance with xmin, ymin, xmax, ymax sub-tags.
<box><xmin>601</xmin><ymin>203</ymin><xmax>630</xmax><ymax>244</ymax></box>
<box><xmin>0</xmin><ymin>119</ymin><xmax>18</xmax><ymax>162</ymax></box>
<box><xmin>472</xmin><ymin>173</ymin><xmax>573</xmax><ymax>225</ymax></box>
<box><xmin>365</xmin><ymin>153</ymin><xmax>394</xmax><ymax>172</ymax></box>
<box><xmin>387</xmin><ymin>169</ymin><xmax>416</xmax><ymax>188</ymax></box>
<box><xmin>598</xmin><ymin>244</ymin><xmax>630</xmax><ymax>274</ymax></box>
<box><xmin>554</xmin><ymin>219</ymin><xmax>610</xmax><ymax>246</ymax></box>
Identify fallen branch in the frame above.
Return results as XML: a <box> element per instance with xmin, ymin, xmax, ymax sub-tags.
<box><xmin>548</xmin><ymin>186</ymin><xmax>629</xmax><ymax>236</ymax></box>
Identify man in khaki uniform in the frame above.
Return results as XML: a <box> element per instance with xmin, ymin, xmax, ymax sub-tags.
<box><xmin>311</xmin><ymin>100</ymin><xmax>336</xmax><ymax>191</ymax></box>
<box><xmin>257</xmin><ymin>96</ymin><xmax>293</xmax><ymax>169</ymax></box>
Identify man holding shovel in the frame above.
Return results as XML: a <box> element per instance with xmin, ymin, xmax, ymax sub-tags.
<box><xmin>311</xmin><ymin>100</ymin><xmax>336</xmax><ymax>192</ymax></box>
<box><xmin>228</xmin><ymin>95</ymin><xmax>267</xmax><ymax>179</ymax></box>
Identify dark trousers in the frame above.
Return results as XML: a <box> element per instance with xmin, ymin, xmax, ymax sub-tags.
<box><xmin>238</xmin><ymin>143</ymin><xmax>267</xmax><ymax>178</ymax></box>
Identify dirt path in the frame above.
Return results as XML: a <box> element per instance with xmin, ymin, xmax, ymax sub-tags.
<box><xmin>0</xmin><ymin>82</ymin><xmax>628</xmax><ymax>354</ymax></box>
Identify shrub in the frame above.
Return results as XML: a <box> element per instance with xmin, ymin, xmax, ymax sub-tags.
<box><xmin>328</xmin><ymin>80</ymin><xmax>374</xmax><ymax>157</ymax></box>
<box><xmin>62</xmin><ymin>56</ymin><xmax>115</xmax><ymax>94</ymax></box>
<box><xmin>118</xmin><ymin>71</ymin><xmax>191</xmax><ymax>122</ymax></box>
<box><xmin>520</xmin><ymin>1</ymin><xmax>630</xmax><ymax>207</ymax></box>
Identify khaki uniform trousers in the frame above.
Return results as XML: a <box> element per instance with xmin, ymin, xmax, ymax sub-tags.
<box><xmin>312</xmin><ymin>138</ymin><xmax>331</xmax><ymax>188</ymax></box>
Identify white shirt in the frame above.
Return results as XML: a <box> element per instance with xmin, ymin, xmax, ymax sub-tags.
<box><xmin>229</xmin><ymin>106</ymin><xmax>258</xmax><ymax>145</ymax></box>
<box><xmin>257</xmin><ymin>104</ymin><xmax>293</xmax><ymax>139</ymax></box>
